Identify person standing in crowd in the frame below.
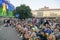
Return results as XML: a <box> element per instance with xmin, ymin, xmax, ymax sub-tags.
<box><xmin>36</xmin><ymin>31</ymin><xmax>47</xmax><ymax>40</ymax></box>
<box><xmin>52</xmin><ymin>28</ymin><xmax>60</xmax><ymax>40</ymax></box>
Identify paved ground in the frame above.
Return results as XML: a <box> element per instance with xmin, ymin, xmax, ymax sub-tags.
<box><xmin>0</xmin><ymin>25</ymin><xmax>22</xmax><ymax>40</ymax></box>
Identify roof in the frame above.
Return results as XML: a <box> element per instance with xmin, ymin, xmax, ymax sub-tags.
<box><xmin>33</xmin><ymin>7</ymin><xmax>60</xmax><ymax>11</ymax></box>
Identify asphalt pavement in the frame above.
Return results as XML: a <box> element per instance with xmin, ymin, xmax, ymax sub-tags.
<box><xmin>0</xmin><ymin>25</ymin><xmax>22</xmax><ymax>40</ymax></box>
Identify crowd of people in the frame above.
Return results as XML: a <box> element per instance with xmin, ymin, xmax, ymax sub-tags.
<box><xmin>3</xmin><ymin>18</ymin><xmax>60</xmax><ymax>40</ymax></box>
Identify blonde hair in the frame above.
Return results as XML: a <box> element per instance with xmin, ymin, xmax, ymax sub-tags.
<box><xmin>48</xmin><ymin>34</ymin><xmax>56</xmax><ymax>40</ymax></box>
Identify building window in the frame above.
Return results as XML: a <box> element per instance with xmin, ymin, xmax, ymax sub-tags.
<box><xmin>37</xmin><ymin>11</ymin><xmax>43</xmax><ymax>17</ymax></box>
<box><xmin>50</xmin><ymin>13</ymin><xmax>57</xmax><ymax>17</ymax></box>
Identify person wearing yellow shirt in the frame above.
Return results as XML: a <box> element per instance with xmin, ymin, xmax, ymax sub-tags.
<box><xmin>2</xmin><ymin>3</ymin><xmax>6</xmax><ymax>16</ymax></box>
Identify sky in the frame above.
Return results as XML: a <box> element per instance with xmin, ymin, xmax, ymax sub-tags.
<box><xmin>9</xmin><ymin>0</ymin><xmax>60</xmax><ymax>10</ymax></box>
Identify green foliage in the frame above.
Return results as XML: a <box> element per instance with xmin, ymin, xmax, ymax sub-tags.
<box><xmin>13</xmin><ymin>4</ymin><xmax>32</xmax><ymax>19</ymax></box>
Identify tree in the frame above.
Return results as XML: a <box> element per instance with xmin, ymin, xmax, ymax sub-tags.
<box><xmin>13</xmin><ymin>4</ymin><xmax>32</xmax><ymax>19</ymax></box>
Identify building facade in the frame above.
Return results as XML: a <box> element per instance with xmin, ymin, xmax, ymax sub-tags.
<box><xmin>32</xmin><ymin>7</ymin><xmax>60</xmax><ymax>18</ymax></box>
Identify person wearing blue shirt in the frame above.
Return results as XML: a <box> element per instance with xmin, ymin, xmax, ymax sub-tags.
<box><xmin>45</xmin><ymin>27</ymin><xmax>53</xmax><ymax>34</ymax></box>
